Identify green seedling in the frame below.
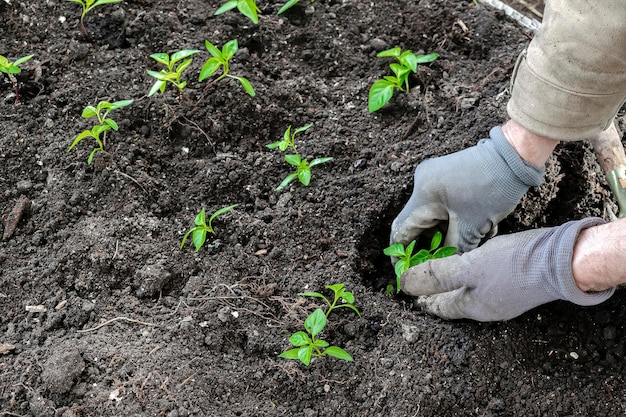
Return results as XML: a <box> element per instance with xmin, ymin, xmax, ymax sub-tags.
<box><xmin>0</xmin><ymin>54</ymin><xmax>34</xmax><ymax>105</ymax></box>
<box><xmin>147</xmin><ymin>50</ymin><xmax>200</xmax><ymax>98</ymax></box>
<box><xmin>280</xmin><ymin>283</ymin><xmax>360</xmax><ymax>366</ymax></box>
<box><xmin>68</xmin><ymin>99</ymin><xmax>133</xmax><ymax>164</ymax></box>
<box><xmin>180</xmin><ymin>204</ymin><xmax>238</xmax><ymax>251</ymax></box>
<box><xmin>275</xmin><ymin>154</ymin><xmax>333</xmax><ymax>191</ymax></box>
<box><xmin>277</xmin><ymin>0</ymin><xmax>314</xmax><ymax>14</ymax></box>
<box><xmin>266</xmin><ymin>124</ymin><xmax>312</xmax><ymax>153</ymax></box>
<box><xmin>368</xmin><ymin>47</ymin><xmax>438</xmax><ymax>113</ymax></box>
<box><xmin>299</xmin><ymin>283</ymin><xmax>362</xmax><ymax>318</ymax></box>
<box><xmin>66</xmin><ymin>0</ymin><xmax>123</xmax><ymax>35</ymax></box>
<box><xmin>214</xmin><ymin>0</ymin><xmax>260</xmax><ymax>24</ymax></box>
<box><xmin>199</xmin><ymin>39</ymin><xmax>255</xmax><ymax>97</ymax></box>
<box><xmin>383</xmin><ymin>231</ymin><xmax>455</xmax><ymax>294</ymax></box>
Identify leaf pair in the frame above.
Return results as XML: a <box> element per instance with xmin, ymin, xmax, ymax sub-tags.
<box><xmin>0</xmin><ymin>54</ymin><xmax>34</xmax><ymax>76</ymax></box>
<box><xmin>368</xmin><ymin>47</ymin><xmax>438</xmax><ymax>113</ymax></box>
<box><xmin>276</xmin><ymin>155</ymin><xmax>333</xmax><ymax>191</ymax></box>
<box><xmin>199</xmin><ymin>39</ymin><xmax>255</xmax><ymax>97</ymax></box>
<box><xmin>147</xmin><ymin>50</ymin><xmax>200</xmax><ymax>97</ymax></box>
<box><xmin>66</xmin><ymin>0</ymin><xmax>123</xmax><ymax>35</ymax></box>
<box><xmin>266</xmin><ymin>124</ymin><xmax>312</xmax><ymax>153</ymax></box>
<box><xmin>180</xmin><ymin>204</ymin><xmax>238</xmax><ymax>252</ymax></box>
<box><xmin>279</xmin><ymin>309</ymin><xmax>353</xmax><ymax>366</ymax></box>
<box><xmin>299</xmin><ymin>283</ymin><xmax>361</xmax><ymax>318</ymax></box>
<box><xmin>214</xmin><ymin>0</ymin><xmax>260</xmax><ymax>24</ymax></box>
<box><xmin>383</xmin><ymin>231</ymin><xmax>455</xmax><ymax>293</ymax></box>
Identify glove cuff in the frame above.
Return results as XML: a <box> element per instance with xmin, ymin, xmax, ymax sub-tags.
<box><xmin>476</xmin><ymin>127</ymin><xmax>545</xmax><ymax>203</ymax></box>
<box><xmin>551</xmin><ymin>217</ymin><xmax>616</xmax><ymax>306</ymax></box>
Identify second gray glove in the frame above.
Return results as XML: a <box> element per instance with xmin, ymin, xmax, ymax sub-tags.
<box><xmin>390</xmin><ymin>126</ymin><xmax>545</xmax><ymax>253</ymax></box>
<box><xmin>401</xmin><ymin>218</ymin><xmax>615</xmax><ymax>322</ymax></box>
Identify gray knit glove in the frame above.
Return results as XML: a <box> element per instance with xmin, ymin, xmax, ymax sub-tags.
<box><xmin>401</xmin><ymin>218</ymin><xmax>615</xmax><ymax>322</ymax></box>
<box><xmin>390</xmin><ymin>126</ymin><xmax>545</xmax><ymax>253</ymax></box>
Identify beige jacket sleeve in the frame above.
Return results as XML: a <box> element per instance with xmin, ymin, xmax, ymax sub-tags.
<box><xmin>507</xmin><ymin>0</ymin><xmax>626</xmax><ymax>141</ymax></box>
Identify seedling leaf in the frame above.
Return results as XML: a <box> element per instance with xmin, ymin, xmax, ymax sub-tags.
<box><xmin>304</xmin><ymin>309</ymin><xmax>326</xmax><ymax>338</ymax></box>
<box><xmin>324</xmin><ymin>346</ymin><xmax>353</xmax><ymax>361</ymax></box>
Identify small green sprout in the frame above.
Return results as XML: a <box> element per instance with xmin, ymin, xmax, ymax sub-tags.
<box><xmin>180</xmin><ymin>204</ymin><xmax>238</xmax><ymax>251</ymax></box>
<box><xmin>276</xmin><ymin>154</ymin><xmax>333</xmax><ymax>191</ymax></box>
<box><xmin>277</xmin><ymin>0</ymin><xmax>314</xmax><ymax>14</ymax></box>
<box><xmin>199</xmin><ymin>39</ymin><xmax>255</xmax><ymax>97</ymax></box>
<box><xmin>0</xmin><ymin>54</ymin><xmax>34</xmax><ymax>104</ymax></box>
<box><xmin>68</xmin><ymin>99</ymin><xmax>133</xmax><ymax>164</ymax></box>
<box><xmin>383</xmin><ymin>231</ymin><xmax>455</xmax><ymax>294</ymax></box>
<box><xmin>266</xmin><ymin>124</ymin><xmax>312</xmax><ymax>152</ymax></box>
<box><xmin>66</xmin><ymin>0</ymin><xmax>123</xmax><ymax>35</ymax></box>
<box><xmin>214</xmin><ymin>0</ymin><xmax>260</xmax><ymax>24</ymax></box>
<box><xmin>299</xmin><ymin>283</ymin><xmax>362</xmax><ymax>318</ymax></box>
<box><xmin>280</xmin><ymin>283</ymin><xmax>360</xmax><ymax>366</ymax></box>
<box><xmin>147</xmin><ymin>50</ymin><xmax>200</xmax><ymax>98</ymax></box>
<box><xmin>368</xmin><ymin>47</ymin><xmax>438</xmax><ymax>113</ymax></box>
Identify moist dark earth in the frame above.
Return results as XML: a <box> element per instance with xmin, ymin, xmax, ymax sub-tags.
<box><xmin>2</xmin><ymin>0</ymin><xmax>626</xmax><ymax>416</ymax></box>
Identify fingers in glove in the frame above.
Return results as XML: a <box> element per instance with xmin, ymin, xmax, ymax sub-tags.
<box><xmin>415</xmin><ymin>291</ymin><xmax>472</xmax><ymax>320</ymax></box>
<box><xmin>400</xmin><ymin>254</ymin><xmax>466</xmax><ymax>296</ymax></box>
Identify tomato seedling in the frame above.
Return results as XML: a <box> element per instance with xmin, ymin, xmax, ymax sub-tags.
<box><xmin>180</xmin><ymin>205</ymin><xmax>238</xmax><ymax>252</ymax></box>
<box><xmin>383</xmin><ymin>231</ymin><xmax>455</xmax><ymax>294</ymax></box>
<box><xmin>147</xmin><ymin>50</ymin><xmax>200</xmax><ymax>98</ymax></box>
<box><xmin>280</xmin><ymin>283</ymin><xmax>360</xmax><ymax>366</ymax></box>
<box><xmin>66</xmin><ymin>0</ymin><xmax>123</xmax><ymax>35</ymax></box>
<box><xmin>199</xmin><ymin>39</ymin><xmax>255</xmax><ymax>97</ymax></box>
<box><xmin>266</xmin><ymin>124</ymin><xmax>312</xmax><ymax>153</ymax></box>
<box><xmin>368</xmin><ymin>47</ymin><xmax>438</xmax><ymax>113</ymax></box>
<box><xmin>0</xmin><ymin>54</ymin><xmax>34</xmax><ymax>105</ymax></box>
<box><xmin>214</xmin><ymin>0</ymin><xmax>260</xmax><ymax>24</ymax></box>
<box><xmin>68</xmin><ymin>99</ymin><xmax>133</xmax><ymax>164</ymax></box>
<box><xmin>277</xmin><ymin>0</ymin><xmax>314</xmax><ymax>14</ymax></box>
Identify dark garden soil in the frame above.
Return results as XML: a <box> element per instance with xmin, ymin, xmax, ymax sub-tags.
<box><xmin>2</xmin><ymin>0</ymin><xmax>626</xmax><ymax>415</ymax></box>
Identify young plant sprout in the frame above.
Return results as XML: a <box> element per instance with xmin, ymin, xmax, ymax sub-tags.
<box><xmin>67</xmin><ymin>99</ymin><xmax>133</xmax><ymax>164</ymax></box>
<box><xmin>214</xmin><ymin>0</ymin><xmax>260</xmax><ymax>24</ymax></box>
<box><xmin>383</xmin><ymin>231</ymin><xmax>455</xmax><ymax>294</ymax></box>
<box><xmin>275</xmin><ymin>154</ymin><xmax>333</xmax><ymax>191</ymax></box>
<box><xmin>147</xmin><ymin>50</ymin><xmax>200</xmax><ymax>98</ymax></box>
<box><xmin>199</xmin><ymin>39</ymin><xmax>255</xmax><ymax>97</ymax></box>
<box><xmin>280</xmin><ymin>283</ymin><xmax>360</xmax><ymax>366</ymax></box>
<box><xmin>266</xmin><ymin>124</ymin><xmax>312</xmax><ymax>152</ymax></box>
<box><xmin>368</xmin><ymin>47</ymin><xmax>438</xmax><ymax>113</ymax></box>
<box><xmin>277</xmin><ymin>0</ymin><xmax>314</xmax><ymax>14</ymax></box>
<box><xmin>0</xmin><ymin>54</ymin><xmax>34</xmax><ymax>105</ymax></box>
<box><xmin>65</xmin><ymin>0</ymin><xmax>123</xmax><ymax>35</ymax></box>
<box><xmin>180</xmin><ymin>204</ymin><xmax>238</xmax><ymax>252</ymax></box>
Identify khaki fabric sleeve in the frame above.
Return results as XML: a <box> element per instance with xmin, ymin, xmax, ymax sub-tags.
<box><xmin>507</xmin><ymin>0</ymin><xmax>626</xmax><ymax>141</ymax></box>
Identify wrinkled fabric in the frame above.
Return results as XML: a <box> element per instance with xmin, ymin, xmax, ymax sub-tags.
<box><xmin>508</xmin><ymin>0</ymin><xmax>626</xmax><ymax>140</ymax></box>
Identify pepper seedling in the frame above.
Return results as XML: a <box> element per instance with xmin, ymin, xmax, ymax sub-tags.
<box><xmin>266</xmin><ymin>124</ymin><xmax>312</xmax><ymax>153</ymax></box>
<box><xmin>0</xmin><ymin>54</ymin><xmax>34</xmax><ymax>105</ymax></box>
<box><xmin>214</xmin><ymin>0</ymin><xmax>260</xmax><ymax>24</ymax></box>
<box><xmin>277</xmin><ymin>0</ymin><xmax>314</xmax><ymax>14</ymax></box>
<box><xmin>280</xmin><ymin>283</ymin><xmax>360</xmax><ymax>366</ymax></box>
<box><xmin>276</xmin><ymin>154</ymin><xmax>333</xmax><ymax>191</ymax></box>
<box><xmin>67</xmin><ymin>99</ymin><xmax>133</xmax><ymax>164</ymax></box>
<box><xmin>383</xmin><ymin>231</ymin><xmax>455</xmax><ymax>294</ymax></box>
<box><xmin>199</xmin><ymin>39</ymin><xmax>255</xmax><ymax>97</ymax></box>
<box><xmin>180</xmin><ymin>204</ymin><xmax>238</xmax><ymax>252</ymax></box>
<box><xmin>147</xmin><ymin>50</ymin><xmax>200</xmax><ymax>98</ymax></box>
<box><xmin>368</xmin><ymin>47</ymin><xmax>438</xmax><ymax>113</ymax></box>
<box><xmin>65</xmin><ymin>0</ymin><xmax>123</xmax><ymax>35</ymax></box>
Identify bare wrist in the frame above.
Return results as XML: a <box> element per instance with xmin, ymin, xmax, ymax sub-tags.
<box><xmin>501</xmin><ymin>120</ymin><xmax>559</xmax><ymax>167</ymax></box>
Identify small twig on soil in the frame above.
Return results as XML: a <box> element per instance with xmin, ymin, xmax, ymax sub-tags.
<box><xmin>3</xmin><ymin>195</ymin><xmax>31</xmax><ymax>241</ymax></box>
<box><xmin>401</xmin><ymin>111</ymin><xmax>421</xmax><ymax>141</ymax></box>
<box><xmin>77</xmin><ymin>316</ymin><xmax>159</xmax><ymax>333</ymax></box>
<box><xmin>113</xmin><ymin>169</ymin><xmax>147</xmax><ymax>193</ymax></box>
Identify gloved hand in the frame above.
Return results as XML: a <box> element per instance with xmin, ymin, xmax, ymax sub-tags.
<box><xmin>401</xmin><ymin>218</ymin><xmax>615</xmax><ymax>321</ymax></box>
<box><xmin>390</xmin><ymin>126</ymin><xmax>545</xmax><ymax>253</ymax></box>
